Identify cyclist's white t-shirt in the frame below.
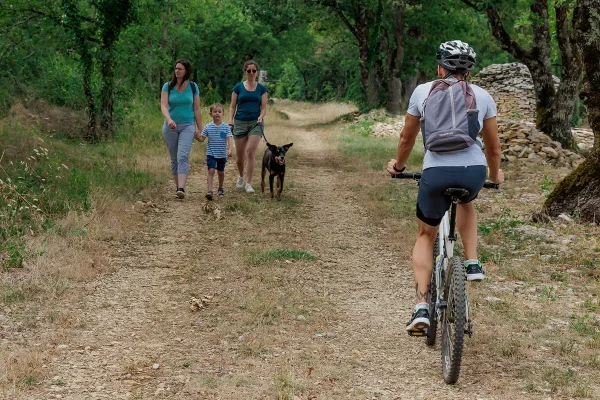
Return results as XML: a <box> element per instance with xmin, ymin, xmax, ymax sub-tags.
<box><xmin>407</xmin><ymin>79</ymin><xmax>497</xmax><ymax>170</ymax></box>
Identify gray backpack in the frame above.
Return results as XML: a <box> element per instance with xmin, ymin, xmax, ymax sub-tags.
<box><xmin>420</xmin><ymin>79</ymin><xmax>480</xmax><ymax>152</ymax></box>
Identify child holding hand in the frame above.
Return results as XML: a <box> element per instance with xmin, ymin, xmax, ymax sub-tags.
<box><xmin>198</xmin><ymin>103</ymin><xmax>234</xmax><ymax>200</ymax></box>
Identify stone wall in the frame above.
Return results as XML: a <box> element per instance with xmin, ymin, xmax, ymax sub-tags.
<box><xmin>471</xmin><ymin>63</ymin><xmax>560</xmax><ymax>122</ymax></box>
<box><xmin>498</xmin><ymin>120</ymin><xmax>584</xmax><ymax>168</ymax></box>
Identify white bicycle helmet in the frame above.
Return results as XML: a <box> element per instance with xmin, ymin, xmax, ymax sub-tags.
<box><xmin>436</xmin><ymin>40</ymin><xmax>476</xmax><ymax>71</ymax></box>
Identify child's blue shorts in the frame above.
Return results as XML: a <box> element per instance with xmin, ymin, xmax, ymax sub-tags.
<box><xmin>206</xmin><ymin>155</ymin><xmax>226</xmax><ymax>171</ymax></box>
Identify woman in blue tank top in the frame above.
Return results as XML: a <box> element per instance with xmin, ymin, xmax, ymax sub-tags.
<box><xmin>160</xmin><ymin>59</ymin><xmax>203</xmax><ymax>199</ymax></box>
<box><xmin>227</xmin><ymin>59</ymin><xmax>268</xmax><ymax>194</ymax></box>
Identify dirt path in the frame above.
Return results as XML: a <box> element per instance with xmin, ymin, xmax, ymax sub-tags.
<box><xmin>24</xmin><ymin>105</ymin><xmax>532</xmax><ymax>399</ymax></box>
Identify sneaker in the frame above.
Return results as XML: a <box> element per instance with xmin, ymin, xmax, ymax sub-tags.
<box><xmin>217</xmin><ymin>188</ymin><xmax>225</xmax><ymax>197</ymax></box>
<box><xmin>245</xmin><ymin>183</ymin><xmax>255</xmax><ymax>193</ymax></box>
<box><xmin>205</xmin><ymin>190</ymin><xmax>213</xmax><ymax>201</ymax></box>
<box><xmin>176</xmin><ymin>188</ymin><xmax>185</xmax><ymax>199</ymax></box>
<box><xmin>236</xmin><ymin>176</ymin><xmax>245</xmax><ymax>189</ymax></box>
<box><xmin>406</xmin><ymin>307</ymin><xmax>430</xmax><ymax>333</ymax></box>
<box><xmin>465</xmin><ymin>261</ymin><xmax>485</xmax><ymax>282</ymax></box>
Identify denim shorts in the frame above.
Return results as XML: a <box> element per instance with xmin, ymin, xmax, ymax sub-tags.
<box><xmin>416</xmin><ymin>165</ymin><xmax>486</xmax><ymax>226</ymax></box>
<box><xmin>206</xmin><ymin>155</ymin><xmax>226</xmax><ymax>171</ymax></box>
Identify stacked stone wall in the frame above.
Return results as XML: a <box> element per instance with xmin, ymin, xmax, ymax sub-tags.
<box><xmin>471</xmin><ymin>63</ymin><xmax>559</xmax><ymax>122</ymax></box>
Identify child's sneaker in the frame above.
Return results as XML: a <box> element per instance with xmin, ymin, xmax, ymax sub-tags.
<box><xmin>245</xmin><ymin>183</ymin><xmax>255</xmax><ymax>193</ymax></box>
<box><xmin>236</xmin><ymin>176</ymin><xmax>245</xmax><ymax>189</ymax></box>
<box><xmin>205</xmin><ymin>190</ymin><xmax>213</xmax><ymax>201</ymax></box>
<box><xmin>176</xmin><ymin>188</ymin><xmax>185</xmax><ymax>199</ymax></box>
<box><xmin>465</xmin><ymin>260</ymin><xmax>485</xmax><ymax>281</ymax></box>
<box><xmin>217</xmin><ymin>188</ymin><xmax>225</xmax><ymax>197</ymax></box>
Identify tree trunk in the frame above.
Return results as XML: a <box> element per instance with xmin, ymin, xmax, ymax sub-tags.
<box><xmin>385</xmin><ymin>1</ymin><xmax>406</xmax><ymax>115</ymax></box>
<box><xmin>82</xmin><ymin>50</ymin><xmax>99</xmax><ymax>143</ymax></box>
<box><xmin>356</xmin><ymin>4</ymin><xmax>378</xmax><ymax>106</ymax></box>
<box><xmin>543</xmin><ymin>0</ymin><xmax>600</xmax><ymax>223</ymax></box>
<box><xmin>401</xmin><ymin>75</ymin><xmax>418</xmax><ymax>111</ymax></box>
<box><xmin>99</xmin><ymin>48</ymin><xmax>115</xmax><ymax>138</ymax></box>
<box><xmin>480</xmin><ymin>1</ymin><xmax>578</xmax><ymax>149</ymax></box>
<box><xmin>545</xmin><ymin>4</ymin><xmax>581</xmax><ymax>150</ymax></box>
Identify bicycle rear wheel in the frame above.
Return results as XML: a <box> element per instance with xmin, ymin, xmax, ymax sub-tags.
<box><xmin>441</xmin><ymin>256</ymin><xmax>466</xmax><ymax>384</ymax></box>
<box><xmin>426</xmin><ymin>237</ymin><xmax>439</xmax><ymax>346</ymax></box>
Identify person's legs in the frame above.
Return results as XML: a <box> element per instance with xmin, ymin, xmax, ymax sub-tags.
<box><xmin>176</xmin><ymin>123</ymin><xmax>195</xmax><ymax>190</ymax></box>
<box><xmin>406</xmin><ymin>219</ymin><xmax>439</xmax><ymax>333</ymax></box>
<box><xmin>162</xmin><ymin>122</ymin><xmax>179</xmax><ymax>189</ymax></box>
<box><xmin>235</xmin><ymin>136</ymin><xmax>248</xmax><ymax>180</ymax></box>
<box><xmin>457</xmin><ymin>201</ymin><xmax>478</xmax><ymax>260</ymax></box>
<box><xmin>207</xmin><ymin>169</ymin><xmax>215</xmax><ymax>192</ymax></box>
<box><xmin>456</xmin><ymin>165</ymin><xmax>486</xmax><ymax>281</ymax></box>
<box><xmin>216</xmin><ymin>158</ymin><xmax>226</xmax><ymax>190</ymax></box>
<box><xmin>412</xmin><ymin>220</ymin><xmax>439</xmax><ymax>304</ymax></box>
<box><xmin>244</xmin><ymin>135</ymin><xmax>262</xmax><ymax>186</ymax></box>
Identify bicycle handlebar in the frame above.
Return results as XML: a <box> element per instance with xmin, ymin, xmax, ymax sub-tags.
<box><xmin>391</xmin><ymin>172</ymin><xmax>499</xmax><ymax>189</ymax></box>
<box><xmin>391</xmin><ymin>172</ymin><xmax>422</xmax><ymax>180</ymax></box>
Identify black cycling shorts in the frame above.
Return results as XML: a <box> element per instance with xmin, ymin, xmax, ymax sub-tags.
<box><xmin>416</xmin><ymin>165</ymin><xmax>486</xmax><ymax>227</ymax></box>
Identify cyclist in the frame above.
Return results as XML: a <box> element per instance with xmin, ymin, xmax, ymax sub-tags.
<box><xmin>386</xmin><ymin>40</ymin><xmax>504</xmax><ymax>334</ymax></box>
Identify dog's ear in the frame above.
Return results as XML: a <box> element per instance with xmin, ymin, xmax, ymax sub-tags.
<box><xmin>283</xmin><ymin>143</ymin><xmax>293</xmax><ymax>151</ymax></box>
<box><xmin>267</xmin><ymin>143</ymin><xmax>277</xmax><ymax>152</ymax></box>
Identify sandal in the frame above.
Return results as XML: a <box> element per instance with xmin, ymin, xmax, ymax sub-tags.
<box><xmin>205</xmin><ymin>190</ymin><xmax>213</xmax><ymax>201</ymax></box>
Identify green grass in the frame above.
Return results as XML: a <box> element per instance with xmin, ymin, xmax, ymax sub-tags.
<box><xmin>338</xmin><ymin>132</ymin><xmax>424</xmax><ymax>171</ymax></box>
<box><xmin>249</xmin><ymin>249</ymin><xmax>317</xmax><ymax>266</ymax></box>
<box><xmin>0</xmin><ymin>99</ymin><xmax>165</xmax><ymax>269</ymax></box>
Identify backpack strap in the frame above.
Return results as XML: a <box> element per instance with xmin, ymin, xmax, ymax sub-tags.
<box><xmin>167</xmin><ymin>81</ymin><xmax>197</xmax><ymax>96</ymax></box>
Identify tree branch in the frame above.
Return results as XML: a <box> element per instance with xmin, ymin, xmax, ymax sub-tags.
<box><xmin>485</xmin><ymin>6</ymin><xmax>530</xmax><ymax>61</ymax></box>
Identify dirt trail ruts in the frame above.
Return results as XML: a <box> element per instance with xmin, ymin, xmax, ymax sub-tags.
<box><xmin>25</xmin><ymin>107</ymin><xmax>530</xmax><ymax>399</ymax></box>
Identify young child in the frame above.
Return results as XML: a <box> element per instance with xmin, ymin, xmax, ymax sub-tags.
<box><xmin>198</xmin><ymin>103</ymin><xmax>234</xmax><ymax>200</ymax></box>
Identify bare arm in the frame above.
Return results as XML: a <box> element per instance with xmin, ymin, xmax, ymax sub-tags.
<box><xmin>386</xmin><ymin>113</ymin><xmax>421</xmax><ymax>174</ymax></box>
<box><xmin>257</xmin><ymin>92</ymin><xmax>268</xmax><ymax>123</ymax></box>
<box><xmin>480</xmin><ymin>116</ymin><xmax>504</xmax><ymax>183</ymax></box>
<box><xmin>228</xmin><ymin>92</ymin><xmax>238</xmax><ymax>125</ymax></box>
<box><xmin>193</xmin><ymin>88</ymin><xmax>203</xmax><ymax>139</ymax></box>
<box><xmin>160</xmin><ymin>90</ymin><xmax>176</xmax><ymax>129</ymax></box>
<box><xmin>227</xmin><ymin>136</ymin><xmax>234</xmax><ymax>157</ymax></box>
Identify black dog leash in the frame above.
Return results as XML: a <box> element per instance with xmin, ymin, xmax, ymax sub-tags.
<box><xmin>230</xmin><ymin>121</ymin><xmax>269</xmax><ymax>144</ymax></box>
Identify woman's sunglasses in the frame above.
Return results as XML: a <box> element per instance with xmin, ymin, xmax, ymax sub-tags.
<box><xmin>246</xmin><ymin>69</ymin><xmax>257</xmax><ymax>73</ymax></box>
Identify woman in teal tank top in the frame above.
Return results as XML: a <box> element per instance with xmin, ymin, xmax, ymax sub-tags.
<box><xmin>160</xmin><ymin>59</ymin><xmax>203</xmax><ymax>199</ymax></box>
<box><xmin>228</xmin><ymin>59</ymin><xmax>268</xmax><ymax>194</ymax></box>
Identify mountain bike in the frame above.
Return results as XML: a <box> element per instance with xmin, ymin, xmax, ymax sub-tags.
<box><xmin>393</xmin><ymin>172</ymin><xmax>498</xmax><ymax>384</ymax></box>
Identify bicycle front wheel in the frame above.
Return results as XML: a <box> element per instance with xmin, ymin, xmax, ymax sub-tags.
<box><xmin>441</xmin><ymin>256</ymin><xmax>466</xmax><ymax>384</ymax></box>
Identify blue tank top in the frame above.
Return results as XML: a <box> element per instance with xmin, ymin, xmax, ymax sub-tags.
<box><xmin>232</xmin><ymin>82</ymin><xmax>268</xmax><ymax>121</ymax></box>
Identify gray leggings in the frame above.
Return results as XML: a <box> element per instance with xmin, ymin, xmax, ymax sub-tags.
<box><xmin>162</xmin><ymin>122</ymin><xmax>195</xmax><ymax>175</ymax></box>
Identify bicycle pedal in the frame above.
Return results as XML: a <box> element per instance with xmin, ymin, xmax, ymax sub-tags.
<box><xmin>465</xmin><ymin>322</ymin><xmax>474</xmax><ymax>336</ymax></box>
<box><xmin>408</xmin><ymin>330</ymin><xmax>426</xmax><ymax>337</ymax></box>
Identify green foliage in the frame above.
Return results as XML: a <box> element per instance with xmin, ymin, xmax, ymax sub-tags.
<box><xmin>0</xmin><ymin>100</ymin><xmax>161</xmax><ymax>269</ymax></box>
<box><xmin>275</xmin><ymin>59</ymin><xmax>304</xmax><ymax>100</ymax></box>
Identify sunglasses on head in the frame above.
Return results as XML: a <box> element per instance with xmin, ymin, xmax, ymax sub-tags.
<box><xmin>246</xmin><ymin>69</ymin><xmax>257</xmax><ymax>73</ymax></box>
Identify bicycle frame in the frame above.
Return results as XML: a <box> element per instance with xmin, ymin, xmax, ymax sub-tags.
<box><xmin>433</xmin><ymin>194</ymin><xmax>465</xmax><ymax>324</ymax></box>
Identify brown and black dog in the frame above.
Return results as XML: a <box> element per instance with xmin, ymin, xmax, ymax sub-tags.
<box><xmin>261</xmin><ymin>142</ymin><xmax>293</xmax><ymax>199</ymax></box>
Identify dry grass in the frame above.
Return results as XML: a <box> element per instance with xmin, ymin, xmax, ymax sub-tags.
<box><xmin>271</xmin><ymin>100</ymin><xmax>357</xmax><ymax>126</ymax></box>
<box><xmin>0</xmin><ymin>348</ymin><xmax>48</xmax><ymax>395</ymax></box>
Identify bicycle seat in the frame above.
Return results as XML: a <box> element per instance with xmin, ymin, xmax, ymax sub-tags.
<box><xmin>443</xmin><ymin>188</ymin><xmax>470</xmax><ymax>199</ymax></box>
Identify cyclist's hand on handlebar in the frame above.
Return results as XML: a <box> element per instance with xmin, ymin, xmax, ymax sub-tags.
<box><xmin>386</xmin><ymin>159</ymin><xmax>398</xmax><ymax>175</ymax></box>
<box><xmin>387</xmin><ymin>159</ymin><xmax>405</xmax><ymax>176</ymax></box>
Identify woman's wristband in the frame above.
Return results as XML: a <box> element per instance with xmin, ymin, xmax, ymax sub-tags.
<box><xmin>393</xmin><ymin>164</ymin><xmax>406</xmax><ymax>173</ymax></box>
